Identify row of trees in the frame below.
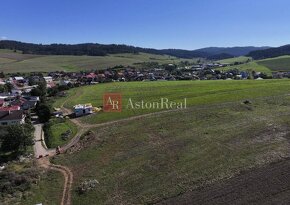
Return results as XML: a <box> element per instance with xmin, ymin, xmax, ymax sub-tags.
<box><xmin>0</xmin><ymin>40</ymin><xmax>209</xmax><ymax>59</ymax></box>
<box><xmin>30</xmin><ymin>81</ymin><xmax>51</xmax><ymax>123</ymax></box>
<box><xmin>248</xmin><ymin>45</ymin><xmax>290</xmax><ymax>60</ymax></box>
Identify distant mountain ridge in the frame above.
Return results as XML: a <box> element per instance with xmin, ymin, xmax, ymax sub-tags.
<box><xmin>0</xmin><ymin>40</ymin><xmax>270</xmax><ymax>59</ymax></box>
<box><xmin>247</xmin><ymin>45</ymin><xmax>290</xmax><ymax>60</ymax></box>
<box><xmin>196</xmin><ymin>46</ymin><xmax>271</xmax><ymax>57</ymax></box>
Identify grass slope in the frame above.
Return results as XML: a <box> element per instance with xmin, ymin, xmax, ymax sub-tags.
<box><xmin>217</xmin><ymin>56</ymin><xmax>251</xmax><ymax>64</ymax></box>
<box><xmin>48</xmin><ymin>119</ymin><xmax>78</xmax><ymax>148</ymax></box>
<box><xmin>54</xmin><ymin>94</ymin><xmax>290</xmax><ymax>204</ymax></box>
<box><xmin>54</xmin><ymin>80</ymin><xmax>290</xmax><ymax>124</ymax></box>
<box><xmin>257</xmin><ymin>55</ymin><xmax>290</xmax><ymax>71</ymax></box>
<box><xmin>22</xmin><ymin>170</ymin><xmax>63</xmax><ymax>205</ymax></box>
<box><xmin>218</xmin><ymin>61</ymin><xmax>272</xmax><ymax>75</ymax></box>
<box><xmin>0</xmin><ymin>50</ymin><xmax>197</xmax><ymax>73</ymax></box>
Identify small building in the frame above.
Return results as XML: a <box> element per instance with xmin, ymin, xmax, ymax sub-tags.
<box><xmin>73</xmin><ymin>104</ymin><xmax>93</xmax><ymax>117</ymax></box>
<box><xmin>0</xmin><ymin>110</ymin><xmax>25</xmax><ymax>126</ymax></box>
<box><xmin>43</xmin><ymin>76</ymin><xmax>53</xmax><ymax>83</ymax></box>
<box><xmin>59</xmin><ymin>79</ymin><xmax>71</xmax><ymax>86</ymax></box>
<box><xmin>0</xmin><ymin>79</ymin><xmax>5</xmax><ymax>85</ymax></box>
<box><xmin>14</xmin><ymin>76</ymin><xmax>25</xmax><ymax>82</ymax></box>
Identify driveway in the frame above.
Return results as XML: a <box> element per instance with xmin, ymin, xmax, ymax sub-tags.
<box><xmin>33</xmin><ymin>124</ymin><xmax>55</xmax><ymax>158</ymax></box>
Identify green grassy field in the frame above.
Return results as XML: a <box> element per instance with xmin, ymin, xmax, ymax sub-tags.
<box><xmin>218</xmin><ymin>61</ymin><xmax>272</xmax><ymax>75</ymax></box>
<box><xmin>54</xmin><ymin>93</ymin><xmax>290</xmax><ymax>204</ymax></box>
<box><xmin>45</xmin><ymin>119</ymin><xmax>78</xmax><ymax>148</ymax></box>
<box><xmin>22</xmin><ymin>170</ymin><xmax>63</xmax><ymax>205</ymax></box>
<box><xmin>217</xmin><ymin>56</ymin><xmax>252</xmax><ymax>64</ymax></box>
<box><xmin>0</xmin><ymin>49</ymin><xmax>197</xmax><ymax>73</ymax></box>
<box><xmin>257</xmin><ymin>55</ymin><xmax>290</xmax><ymax>71</ymax></box>
<box><xmin>54</xmin><ymin>80</ymin><xmax>290</xmax><ymax>124</ymax></box>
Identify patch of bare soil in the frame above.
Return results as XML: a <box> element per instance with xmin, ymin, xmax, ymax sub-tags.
<box><xmin>157</xmin><ymin>158</ymin><xmax>290</xmax><ymax>205</ymax></box>
<box><xmin>0</xmin><ymin>53</ymin><xmax>42</xmax><ymax>61</ymax></box>
<box><xmin>66</xmin><ymin>130</ymin><xmax>100</xmax><ymax>154</ymax></box>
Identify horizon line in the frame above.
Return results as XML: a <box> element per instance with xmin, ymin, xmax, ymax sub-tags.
<box><xmin>0</xmin><ymin>39</ymin><xmax>280</xmax><ymax>51</ymax></box>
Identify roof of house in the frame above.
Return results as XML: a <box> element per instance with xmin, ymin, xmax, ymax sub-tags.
<box><xmin>74</xmin><ymin>104</ymin><xmax>93</xmax><ymax>109</ymax></box>
<box><xmin>43</xmin><ymin>76</ymin><xmax>53</xmax><ymax>79</ymax></box>
<box><xmin>22</xmin><ymin>101</ymin><xmax>37</xmax><ymax>109</ymax></box>
<box><xmin>0</xmin><ymin>106</ymin><xmax>20</xmax><ymax>111</ymax></box>
<box><xmin>14</xmin><ymin>77</ymin><xmax>24</xmax><ymax>81</ymax></box>
<box><xmin>85</xmin><ymin>73</ymin><xmax>97</xmax><ymax>78</ymax></box>
<box><xmin>0</xmin><ymin>110</ymin><xmax>24</xmax><ymax>121</ymax></box>
<box><xmin>10</xmin><ymin>97</ymin><xmax>27</xmax><ymax>106</ymax></box>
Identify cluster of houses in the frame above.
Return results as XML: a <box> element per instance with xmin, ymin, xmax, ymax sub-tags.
<box><xmin>0</xmin><ymin>76</ymin><xmax>40</xmax><ymax>126</ymax></box>
<box><xmin>43</xmin><ymin>64</ymin><xmax>269</xmax><ymax>83</ymax></box>
<box><xmin>38</xmin><ymin>64</ymin><xmax>261</xmax><ymax>85</ymax></box>
<box><xmin>272</xmin><ymin>71</ymin><xmax>290</xmax><ymax>79</ymax></box>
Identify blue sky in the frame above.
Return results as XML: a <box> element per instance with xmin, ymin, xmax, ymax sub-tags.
<box><xmin>0</xmin><ymin>0</ymin><xmax>289</xmax><ymax>49</ymax></box>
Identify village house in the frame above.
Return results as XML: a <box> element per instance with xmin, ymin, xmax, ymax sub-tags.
<box><xmin>0</xmin><ymin>110</ymin><xmax>26</xmax><ymax>126</ymax></box>
<box><xmin>73</xmin><ymin>104</ymin><xmax>93</xmax><ymax>117</ymax></box>
<box><xmin>43</xmin><ymin>76</ymin><xmax>53</xmax><ymax>83</ymax></box>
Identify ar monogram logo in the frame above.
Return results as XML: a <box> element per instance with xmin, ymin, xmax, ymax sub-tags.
<box><xmin>103</xmin><ymin>93</ymin><xmax>122</xmax><ymax>112</ymax></box>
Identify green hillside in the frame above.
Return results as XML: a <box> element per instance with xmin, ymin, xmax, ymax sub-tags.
<box><xmin>257</xmin><ymin>55</ymin><xmax>290</xmax><ymax>71</ymax></box>
<box><xmin>217</xmin><ymin>56</ymin><xmax>252</xmax><ymax>64</ymax></box>
<box><xmin>54</xmin><ymin>80</ymin><xmax>290</xmax><ymax>124</ymax></box>
<box><xmin>218</xmin><ymin>55</ymin><xmax>290</xmax><ymax>74</ymax></box>
<box><xmin>0</xmin><ymin>50</ymin><xmax>197</xmax><ymax>73</ymax></box>
<box><xmin>52</xmin><ymin>80</ymin><xmax>290</xmax><ymax>205</ymax></box>
<box><xmin>217</xmin><ymin>61</ymin><xmax>272</xmax><ymax>75</ymax></box>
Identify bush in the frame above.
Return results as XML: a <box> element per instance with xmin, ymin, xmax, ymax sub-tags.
<box><xmin>76</xmin><ymin>179</ymin><xmax>99</xmax><ymax>195</ymax></box>
<box><xmin>36</xmin><ymin>103</ymin><xmax>51</xmax><ymax>123</ymax></box>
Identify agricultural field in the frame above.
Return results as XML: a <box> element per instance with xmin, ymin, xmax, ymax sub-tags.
<box><xmin>217</xmin><ymin>56</ymin><xmax>251</xmax><ymax>64</ymax></box>
<box><xmin>257</xmin><ymin>55</ymin><xmax>290</xmax><ymax>71</ymax></box>
<box><xmin>54</xmin><ymin>80</ymin><xmax>290</xmax><ymax>124</ymax></box>
<box><xmin>0</xmin><ymin>49</ymin><xmax>197</xmax><ymax>73</ymax></box>
<box><xmin>218</xmin><ymin>55</ymin><xmax>290</xmax><ymax>74</ymax></box>
<box><xmin>54</xmin><ymin>90</ymin><xmax>290</xmax><ymax>204</ymax></box>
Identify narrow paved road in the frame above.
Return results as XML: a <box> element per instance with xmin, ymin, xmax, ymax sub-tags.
<box><xmin>33</xmin><ymin>124</ymin><xmax>55</xmax><ymax>158</ymax></box>
<box><xmin>33</xmin><ymin>123</ymin><xmax>73</xmax><ymax>205</ymax></box>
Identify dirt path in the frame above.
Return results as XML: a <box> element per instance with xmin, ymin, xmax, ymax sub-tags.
<box><xmin>33</xmin><ymin>119</ymin><xmax>79</xmax><ymax>205</ymax></box>
<box><xmin>49</xmin><ymin>164</ymin><xmax>73</xmax><ymax>205</ymax></box>
<box><xmin>37</xmin><ymin>158</ymin><xmax>73</xmax><ymax>205</ymax></box>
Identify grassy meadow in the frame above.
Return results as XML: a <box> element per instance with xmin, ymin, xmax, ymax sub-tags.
<box><xmin>53</xmin><ymin>80</ymin><xmax>290</xmax><ymax>124</ymax></box>
<box><xmin>54</xmin><ymin>93</ymin><xmax>290</xmax><ymax>204</ymax></box>
<box><xmin>21</xmin><ymin>170</ymin><xmax>63</xmax><ymax>205</ymax></box>
<box><xmin>46</xmin><ymin>119</ymin><xmax>78</xmax><ymax>148</ymax></box>
<box><xmin>217</xmin><ymin>56</ymin><xmax>252</xmax><ymax>64</ymax></box>
<box><xmin>0</xmin><ymin>50</ymin><xmax>197</xmax><ymax>73</ymax></box>
<box><xmin>218</xmin><ymin>61</ymin><xmax>272</xmax><ymax>75</ymax></box>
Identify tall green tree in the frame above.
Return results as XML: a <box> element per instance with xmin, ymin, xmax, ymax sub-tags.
<box><xmin>36</xmin><ymin>103</ymin><xmax>51</xmax><ymax>123</ymax></box>
<box><xmin>0</xmin><ymin>124</ymin><xmax>34</xmax><ymax>153</ymax></box>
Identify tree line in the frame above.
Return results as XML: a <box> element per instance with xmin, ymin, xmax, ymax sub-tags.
<box><xmin>0</xmin><ymin>40</ymin><xmax>209</xmax><ymax>59</ymax></box>
<box><xmin>247</xmin><ymin>45</ymin><xmax>290</xmax><ymax>60</ymax></box>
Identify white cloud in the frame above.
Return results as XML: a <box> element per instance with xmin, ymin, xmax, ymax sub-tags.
<box><xmin>0</xmin><ymin>36</ymin><xmax>7</xmax><ymax>40</ymax></box>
